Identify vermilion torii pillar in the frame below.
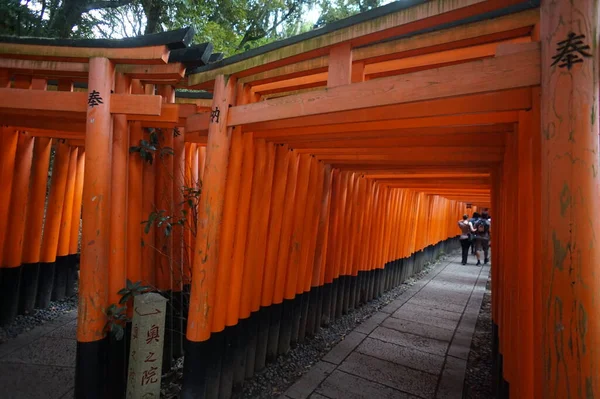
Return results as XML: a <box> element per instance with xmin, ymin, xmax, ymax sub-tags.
<box><xmin>75</xmin><ymin>57</ymin><xmax>115</xmax><ymax>399</ymax></box>
<box><xmin>541</xmin><ymin>0</ymin><xmax>600</xmax><ymax>397</ymax></box>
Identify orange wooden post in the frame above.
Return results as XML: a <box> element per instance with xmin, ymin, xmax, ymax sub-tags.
<box><xmin>141</xmin><ymin>83</ymin><xmax>156</xmax><ymax>289</ymax></box>
<box><xmin>229</xmin><ymin>132</ymin><xmax>256</xmax><ymax>325</ymax></box>
<box><xmin>172</xmin><ymin>125</ymin><xmax>186</xmax><ymax>360</ymax></box>
<box><xmin>323</xmin><ymin>168</ymin><xmax>341</xmax><ymax>312</ymax></box>
<box><xmin>212</xmin><ymin>129</ymin><xmax>244</xmax><ymax>332</ymax></box>
<box><xmin>53</xmin><ymin>145</ymin><xmax>78</xmax><ymax>301</ymax></box>
<box><xmin>75</xmin><ymin>57</ymin><xmax>115</xmax><ymax>397</ymax></box>
<box><xmin>109</xmin><ymin>73</ymin><xmax>130</xmax><ymax>307</ymax></box>
<box><xmin>0</xmin><ymin>128</ymin><xmax>18</xmax><ymax>274</ymax></box>
<box><xmin>274</xmin><ymin>151</ymin><xmax>299</xmax><ymax>354</ymax></box>
<box><xmin>0</xmin><ymin>132</ymin><xmax>34</xmax><ymax>325</ymax></box>
<box><xmin>243</xmin><ymin>139</ymin><xmax>276</xmax><ymax>378</ymax></box>
<box><xmin>516</xmin><ymin>108</ymin><xmax>534</xmax><ymax>398</ymax></box>
<box><xmin>261</xmin><ymin>144</ymin><xmax>290</xmax><ymax>309</ymax></box>
<box><xmin>127</xmin><ymin>79</ymin><xmax>144</xmax><ymax>287</ymax></box>
<box><xmin>107</xmin><ymin>72</ymin><xmax>130</xmax><ymax>397</ymax></box>
<box><xmin>262</xmin><ymin>145</ymin><xmax>291</xmax><ymax>362</ymax></box>
<box><xmin>280</xmin><ymin>153</ymin><xmax>311</xmax><ymax>350</ymax></box>
<box><xmin>541</xmin><ymin>0</ymin><xmax>600</xmax><ymax>397</ymax></box>
<box><xmin>307</xmin><ymin>164</ymin><xmax>332</xmax><ymax>334</ymax></box>
<box><xmin>531</xmin><ymin>87</ymin><xmax>543</xmax><ymax>399</ymax></box>
<box><xmin>67</xmin><ymin>150</ymin><xmax>85</xmax><ymax>297</ymax></box>
<box><xmin>183</xmin><ymin>75</ymin><xmax>237</xmax><ymax>397</ymax></box>
<box><xmin>20</xmin><ymin>137</ymin><xmax>52</xmax><ymax>314</ymax></box>
<box><xmin>38</xmin><ymin>140</ymin><xmax>70</xmax><ymax>309</ymax></box>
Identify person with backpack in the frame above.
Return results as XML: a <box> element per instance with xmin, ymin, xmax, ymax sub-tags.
<box><xmin>473</xmin><ymin>213</ymin><xmax>490</xmax><ymax>266</ymax></box>
<box><xmin>469</xmin><ymin>212</ymin><xmax>480</xmax><ymax>255</ymax></box>
<box><xmin>458</xmin><ymin>214</ymin><xmax>475</xmax><ymax>265</ymax></box>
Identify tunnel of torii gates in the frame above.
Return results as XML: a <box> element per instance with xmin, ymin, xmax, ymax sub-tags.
<box><xmin>0</xmin><ymin>0</ymin><xmax>598</xmax><ymax>398</ymax></box>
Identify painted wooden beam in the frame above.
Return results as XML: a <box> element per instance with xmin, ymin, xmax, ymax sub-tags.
<box><xmin>0</xmin><ymin>88</ymin><xmax>163</xmax><ymax>115</ymax></box>
<box><xmin>228</xmin><ymin>47</ymin><xmax>540</xmax><ymax>126</ymax></box>
<box><xmin>253</xmin><ymin>112</ymin><xmax>519</xmax><ymax>138</ymax></box>
<box><xmin>0</xmin><ymin>44</ymin><xmax>170</xmax><ymax>64</ymax></box>
<box><xmin>239</xmin><ymin>9</ymin><xmax>538</xmax><ymax>86</ymax></box>
<box><xmin>189</xmin><ymin>0</ymin><xmax>530</xmax><ymax>88</ymax></box>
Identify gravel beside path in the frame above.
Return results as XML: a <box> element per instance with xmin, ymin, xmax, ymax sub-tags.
<box><xmin>463</xmin><ymin>277</ymin><xmax>493</xmax><ymax>399</ymax></box>
<box><xmin>0</xmin><ymin>287</ymin><xmax>78</xmax><ymax>344</ymax></box>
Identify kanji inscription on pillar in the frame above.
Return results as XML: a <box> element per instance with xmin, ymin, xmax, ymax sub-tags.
<box><xmin>87</xmin><ymin>90</ymin><xmax>104</xmax><ymax>107</ymax></box>
<box><xmin>126</xmin><ymin>293</ymin><xmax>168</xmax><ymax>399</ymax></box>
<box><xmin>551</xmin><ymin>32</ymin><xmax>592</xmax><ymax>70</ymax></box>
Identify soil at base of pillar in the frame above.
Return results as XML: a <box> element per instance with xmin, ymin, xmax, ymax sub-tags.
<box><xmin>463</xmin><ymin>277</ymin><xmax>493</xmax><ymax>399</ymax></box>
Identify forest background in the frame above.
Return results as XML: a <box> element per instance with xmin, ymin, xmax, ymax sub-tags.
<box><xmin>0</xmin><ymin>0</ymin><xmax>388</xmax><ymax>57</ymax></box>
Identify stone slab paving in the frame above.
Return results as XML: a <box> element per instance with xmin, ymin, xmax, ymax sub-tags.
<box><xmin>282</xmin><ymin>254</ymin><xmax>490</xmax><ymax>399</ymax></box>
<box><xmin>0</xmin><ymin>311</ymin><xmax>77</xmax><ymax>399</ymax></box>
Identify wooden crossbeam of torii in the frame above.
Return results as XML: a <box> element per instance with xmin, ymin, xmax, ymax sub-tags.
<box><xmin>184</xmin><ymin>44</ymin><xmax>539</xmax><ymax>136</ymax></box>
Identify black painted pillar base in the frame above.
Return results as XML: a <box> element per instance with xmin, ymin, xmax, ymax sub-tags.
<box><xmin>106</xmin><ymin>333</ymin><xmax>127</xmax><ymax>399</ymax></box>
<box><xmin>348</xmin><ymin>275</ymin><xmax>357</xmax><ymax>311</ymax></box>
<box><xmin>335</xmin><ymin>276</ymin><xmax>345</xmax><ymax>319</ymax></box>
<box><xmin>297</xmin><ymin>292</ymin><xmax>310</xmax><ymax>343</ymax></box>
<box><xmin>172</xmin><ymin>290</ymin><xmax>185</xmax><ymax>359</ymax></box>
<box><xmin>182</xmin><ymin>339</ymin><xmax>211</xmax><ymax>399</ymax></box>
<box><xmin>51</xmin><ymin>255</ymin><xmax>69</xmax><ymax>301</ymax></box>
<box><xmin>182</xmin><ymin>284</ymin><xmax>191</xmax><ymax>337</ymax></box>
<box><xmin>205</xmin><ymin>331</ymin><xmax>225</xmax><ymax>399</ymax></box>
<box><xmin>75</xmin><ymin>338</ymin><xmax>108</xmax><ymax>399</ymax></box>
<box><xmin>234</xmin><ymin>318</ymin><xmax>249</xmax><ymax>392</ymax></box>
<box><xmin>315</xmin><ymin>286</ymin><xmax>324</xmax><ymax>332</ymax></box>
<box><xmin>162</xmin><ymin>290</ymin><xmax>174</xmax><ymax>373</ymax></box>
<box><xmin>342</xmin><ymin>276</ymin><xmax>351</xmax><ymax>314</ymax></box>
<box><xmin>492</xmin><ymin>322</ymin><xmax>499</xmax><ymax>394</ymax></box>
<box><xmin>0</xmin><ymin>265</ymin><xmax>22</xmax><ymax>326</ymax></box>
<box><xmin>305</xmin><ymin>287</ymin><xmax>319</xmax><ymax>337</ymax></box>
<box><xmin>65</xmin><ymin>254</ymin><xmax>79</xmax><ymax>298</ymax></box>
<box><xmin>290</xmin><ymin>293</ymin><xmax>303</xmax><ymax>346</ymax></box>
<box><xmin>320</xmin><ymin>283</ymin><xmax>332</xmax><ymax>327</ymax></box>
<box><xmin>219</xmin><ymin>324</ymin><xmax>238</xmax><ymax>399</ymax></box>
<box><xmin>254</xmin><ymin>308</ymin><xmax>269</xmax><ymax>372</ymax></box>
<box><xmin>19</xmin><ymin>262</ymin><xmax>40</xmax><ymax>315</ymax></box>
<box><xmin>36</xmin><ymin>261</ymin><xmax>56</xmax><ymax>309</ymax></box>
<box><xmin>356</xmin><ymin>272</ymin><xmax>365</xmax><ymax>305</ymax></box>
<box><xmin>245</xmin><ymin>311</ymin><xmax>259</xmax><ymax>379</ymax></box>
<box><xmin>278</xmin><ymin>299</ymin><xmax>294</xmax><ymax>354</ymax></box>
<box><xmin>266</xmin><ymin>302</ymin><xmax>283</xmax><ymax>363</ymax></box>
<box><xmin>329</xmin><ymin>279</ymin><xmax>339</xmax><ymax>322</ymax></box>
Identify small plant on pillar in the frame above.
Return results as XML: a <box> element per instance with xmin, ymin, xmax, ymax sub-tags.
<box><xmin>129</xmin><ymin>128</ymin><xmax>174</xmax><ymax>165</ymax></box>
<box><xmin>104</xmin><ymin>280</ymin><xmax>151</xmax><ymax>340</ymax></box>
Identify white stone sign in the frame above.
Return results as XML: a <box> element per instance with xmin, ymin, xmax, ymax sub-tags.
<box><xmin>126</xmin><ymin>292</ymin><xmax>168</xmax><ymax>399</ymax></box>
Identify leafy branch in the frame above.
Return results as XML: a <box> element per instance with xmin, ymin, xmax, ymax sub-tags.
<box><xmin>104</xmin><ymin>279</ymin><xmax>151</xmax><ymax>341</ymax></box>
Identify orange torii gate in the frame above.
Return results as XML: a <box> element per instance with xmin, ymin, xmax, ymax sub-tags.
<box><xmin>179</xmin><ymin>0</ymin><xmax>598</xmax><ymax>398</ymax></box>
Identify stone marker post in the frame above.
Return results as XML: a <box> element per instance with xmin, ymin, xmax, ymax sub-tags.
<box><xmin>126</xmin><ymin>292</ymin><xmax>168</xmax><ymax>399</ymax></box>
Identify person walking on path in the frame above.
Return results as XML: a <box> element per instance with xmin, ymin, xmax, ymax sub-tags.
<box><xmin>479</xmin><ymin>212</ymin><xmax>491</xmax><ymax>264</ymax></box>
<box><xmin>473</xmin><ymin>215</ymin><xmax>490</xmax><ymax>266</ymax></box>
<box><xmin>458</xmin><ymin>214</ymin><xmax>475</xmax><ymax>265</ymax></box>
<box><xmin>469</xmin><ymin>212</ymin><xmax>480</xmax><ymax>255</ymax></box>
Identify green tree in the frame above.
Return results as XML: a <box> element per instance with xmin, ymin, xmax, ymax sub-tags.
<box><xmin>315</xmin><ymin>0</ymin><xmax>382</xmax><ymax>27</ymax></box>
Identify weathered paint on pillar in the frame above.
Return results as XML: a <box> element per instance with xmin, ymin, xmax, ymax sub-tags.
<box><xmin>186</xmin><ymin>75</ymin><xmax>236</xmax><ymax>342</ymax></box>
<box><xmin>77</xmin><ymin>57</ymin><xmax>115</xmax><ymax>342</ymax></box>
<box><xmin>541</xmin><ymin>0</ymin><xmax>600</xmax><ymax>397</ymax></box>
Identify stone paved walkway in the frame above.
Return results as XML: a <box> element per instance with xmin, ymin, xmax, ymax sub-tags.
<box><xmin>0</xmin><ymin>310</ymin><xmax>77</xmax><ymax>399</ymax></box>
<box><xmin>281</xmin><ymin>254</ymin><xmax>490</xmax><ymax>399</ymax></box>
<box><xmin>0</xmin><ymin>253</ymin><xmax>489</xmax><ymax>399</ymax></box>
